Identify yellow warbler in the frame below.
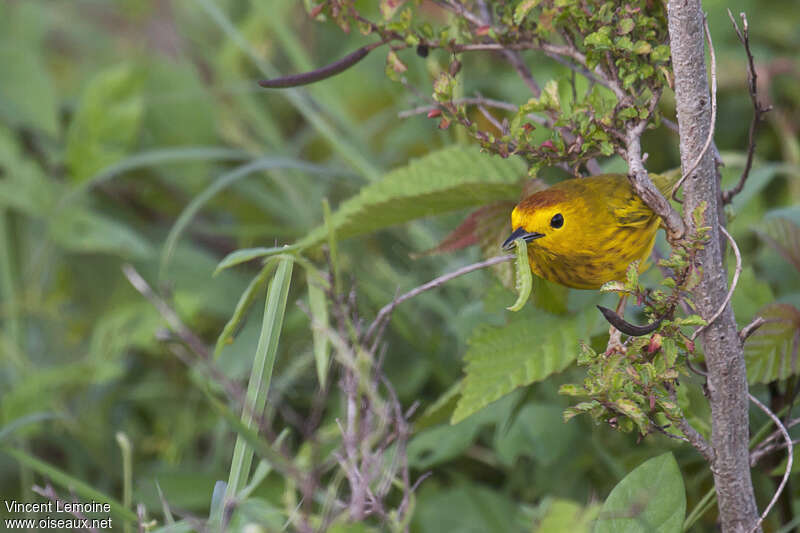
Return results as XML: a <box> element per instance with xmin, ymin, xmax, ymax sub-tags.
<box><xmin>502</xmin><ymin>172</ymin><xmax>678</xmax><ymax>290</ymax></box>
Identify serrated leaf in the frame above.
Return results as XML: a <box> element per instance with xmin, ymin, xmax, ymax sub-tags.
<box><xmin>632</xmin><ymin>40</ymin><xmax>652</xmax><ymax>55</ymax></box>
<box><xmin>65</xmin><ymin>64</ymin><xmax>144</xmax><ymax>183</ymax></box>
<box><xmin>412</xmin><ymin>202</ymin><xmax>511</xmax><ymax>258</ymax></box>
<box><xmin>584</xmin><ymin>28</ymin><xmax>613</xmax><ymax>50</ymax></box>
<box><xmin>452</xmin><ymin>309</ymin><xmax>595</xmax><ymax>424</ymax></box>
<box><xmin>296</xmin><ymin>145</ymin><xmax>525</xmax><ymax>251</ymax></box>
<box><xmin>594</xmin><ymin>453</ymin><xmax>685</xmax><ymax>533</ymax></box>
<box><xmin>745</xmin><ymin>303</ymin><xmax>800</xmax><ymax>384</ymax></box>
<box><xmin>651</xmin><ymin>45</ymin><xmax>670</xmax><ymax>62</ymax></box>
<box><xmin>618</xmin><ymin>18</ymin><xmax>635</xmax><ymax>35</ymax></box>
<box><xmin>758</xmin><ymin>216</ymin><xmax>800</xmax><ymax>273</ymax></box>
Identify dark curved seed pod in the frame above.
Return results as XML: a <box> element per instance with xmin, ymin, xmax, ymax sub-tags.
<box><xmin>259</xmin><ymin>43</ymin><xmax>379</xmax><ymax>88</ymax></box>
<box><xmin>596</xmin><ymin>305</ymin><xmax>661</xmax><ymax>337</ymax></box>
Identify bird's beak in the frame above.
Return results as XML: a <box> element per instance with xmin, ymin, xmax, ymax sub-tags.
<box><xmin>502</xmin><ymin>227</ymin><xmax>545</xmax><ymax>250</ymax></box>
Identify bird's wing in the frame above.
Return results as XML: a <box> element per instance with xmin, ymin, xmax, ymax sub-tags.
<box><xmin>609</xmin><ymin>189</ymin><xmax>656</xmax><ymax>228</ymax></box>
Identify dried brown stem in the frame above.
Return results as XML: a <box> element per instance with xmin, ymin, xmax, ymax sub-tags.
<box><xmin>722</xmin><ymin>11</ymin><xmax>772</xmax><ymax>204</ymax></box>
<box><xmin>747</xmin><ymin>394</ymin><xmax>793</xmax><ymax>533</ymax></box>
<box><xmin>364</xmin><ymin>255</ymin><xmax>514</xmax><ymax>342</ymax></box>
<box><xmin>32</xmin><ymin>484</ymin><xmax>100</xmax><ymax>533</ymax></box>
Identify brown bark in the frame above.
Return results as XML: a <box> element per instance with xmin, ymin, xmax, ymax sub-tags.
<box><xmin>666</xmin><ymin>1</ymin><xmax>760</xmax><ymax>531</ymax></box>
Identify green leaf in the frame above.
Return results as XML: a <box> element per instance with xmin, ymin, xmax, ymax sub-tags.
<box><xmin>617</xmin><ymin>18</ymin><xmax>635</xmax><ymax>35</ymax></box>
<box><xmin>758</xmin><ymin>215</ymin><xmax>800</xmax><ymax>273</ymax></box>
<box><xmin>295</xmin><ymin>146</ymin><xmax>525</xmax><ymax>251</ymax></box>
<box><xmin>651</xmin><ymin>45</ymin><xmax>670</xmax><ymax>62</ymax></box>
<box><xmin>594</xmin><ymin>453</ymin><xmax>685</xmax><ymax>533</ymax></box>
<box><xmin>534</xmin><ymin>499</ymin><xmax>599</xmax><ymax>533</ymax></box>
<box><xmin>514</xmin><ymin>0</ymin><xmax>541</xmax><ymax>25</ymax></box>
<box><xmin>50</xmin><ymin>208</ymin><xmax>153</xmax><ymax>259</ymax></box>
<box><xmin>494</xmin><ymin>403</ymin><xmax>579</xmax><ymax>467</ymax></box>
<box><xmin>143</xmin><ymin>60</ymin><xmax>216</xmax><ymax>147</ymax></box>
<box><xmin>732</xmin><ymin>266</ymin><xmax>774</xmax><ymax>327</ymax></box>
<box><xmin>632</xmin><ymin>40</ymin><xmax>652</xmax><ymax>55</ymax></box>
<box><xmin>584</xmin><ymin>28</ymin><xmax>613</xmax><ymax>50</ymax></box>
<box><xmin>452</xmin><ymin>309</ymin><xmax>596</xmax><ymax>424</ymax></box>
<box><xmin>65</xmin><ymin>64</ymin><xmax>144</xmax><ymax>183</ymax></box>
<box><xmin>745</xmin><ymin>303</ymin><xmax>800</xmax><ymax>384</ymax></box>
<box><xmin>0</xmin><ymin>45</ymin><xmax>58</xmax><ymax>134</ymax></box>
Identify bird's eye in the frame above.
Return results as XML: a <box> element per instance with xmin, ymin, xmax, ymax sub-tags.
<box><xmin>550</xmin><ymin>213</ymin><xmax>564</xmax><ymax>229</ymax></box>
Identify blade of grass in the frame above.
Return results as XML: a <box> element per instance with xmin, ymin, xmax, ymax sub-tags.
<box><xmin>225</xmin><ymin>255</ymin><xmax>294</xmax><ymax>499</ymax></box>
<box><xmin>0</xmin><ymin>412</ymin><xmax>63</xmax><ymax>443</ymax></box>
<box><xmin>214</xmin><ymin>258</ymin><xmax>280</xmax><ymax>357</ymax></box>
<box><xmin>322</xmin><ymin>198</ymin><xmax>341</xmax><ymax>295</ymax></box>
<box><xmin>63</xmin><ymin>146</ymin><xmax>251</xmax><ymax>201</ymax></box>
<box><xmin>194</xmin><ymin>0</ymin><xmax>382</xmax><ymax>181</ymax></box>
<box><xmin>214</xmin><ymin>245</ymin><xmax>301</xmax><ymax>274</ymax></box>
<box><xmin>0</xmin><ymin>210</ymin><xmax>20</xmax><ymax>358</ymax></box>
<box><xmin>154</xmin><ymin>481</ymin><xmax>175</xmax><ymax>525</ymax></box>
<box><xmin>115</xmin><ymin>432</ymin><xmax>133</xmax><ymax>533</ymax></box>
<box><xmin>0</xmin><ymin>446</ymin><xmax>138</xmax><ymax>523</ymax></box>
<box><xmin>307</xmin><ymin>270</ymin><xmax>330</xmax><ymax>387</ymax></box>
<box><xmin>159</xmin><ymin>157</ymin><xmax>339</xmax><ymax>279</ymax></box>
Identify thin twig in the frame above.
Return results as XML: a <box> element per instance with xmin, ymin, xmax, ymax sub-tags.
<box><xmin>672</xmin><ymin>15</ymin><xmax>718</xmax><ymax>202</ymax></box>
<box><xmin>364</xmin><ymin>255</ymin><xmax>514</xmax><ymax>342</ymax></box>
<box><xmin>502</xmin><ymin>50</ymin><xmax>541</xmax><ymax>97</ymax></box>
<box><xmin>32</xmin><ymin>484</ymin><xmax>100</xmax><ymax>533</ymax></box>
<box><xmin>397</xmin><ymin>97</ymin><xmax>546</xmax><ymax>125</ymax></box>
<box><xmin>722</xmin><ymin>10</ymin><xmax>771</xmax><ymax>204</ymax></box>
<box><xmin>691</xmin><ymin>226</ymin><xmax>741</xmax><ymax>341</ymax></box>
<box><xmin>625</xmin><ymin>121</ymin><xmax>685</xmax><ymax>239</ymax></box>
<box><xmin>739</xmin><ymin>316</ymin><xmax>766</xmax><ymax>343</ymax></box>
<box><xmin>747</xmin><ymin>394</ymin><xmax>793</xmax><ymax>533</ymax></box>
<box><xmin>476</xmin><ymin>102</ymin><xmax>505</xmax><ymax>133</ymax></box>
<box><xmin>121</xmin><ymin>264</ymin><xmax>210</xmax><ymax>359</ymax></box>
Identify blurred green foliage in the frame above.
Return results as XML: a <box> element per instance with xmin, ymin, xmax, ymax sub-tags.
<box><xmin>0</xmin><ymin>0</ymin><xmax>799</xmax><ymax>532</ymax></box>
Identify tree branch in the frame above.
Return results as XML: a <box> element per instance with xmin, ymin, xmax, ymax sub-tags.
<box><xmin>667</xmin><ymin>1</ymin><xmax>760</xmax><ymax>531</ymax></box>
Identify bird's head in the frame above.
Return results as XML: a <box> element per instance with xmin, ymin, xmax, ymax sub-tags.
<box><xmin>502</xmin><ymin>188</ymin><xmax>581</xmax><ymax>252</ymax></box>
